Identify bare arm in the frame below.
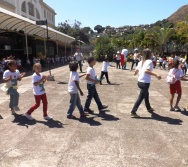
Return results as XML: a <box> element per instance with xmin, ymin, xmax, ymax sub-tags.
<box><xmin>180</xmin><ymin>77</ymin><xmax>188</xmax><ymax>81</ymax></box>
<box><xmin>134</xmin><ymin>69</ymin><xmax>139</xmax><ymax>75</ymax></box>
<box><xmin>3</xmin><ymin>77</ymin><xmax>11</xmax><ymax>82</ymax></box>
<box><xmin>34</xmin><ymin>76</ymin><xmax>46</xmax><ymax>86</ymax></box>
<box><xmin>145</xmin><ymin>70</ymin><xmax>161</xmax><ymax>79</ymax></box>
<box><xmin>75</xmin><ymin>81</ymin><xmax>83</xmax><ymax>96</ymax></box>
<box><xmin>85</xmin><ymin>74</ymin><xmax>98</xmax><ymax>84</ymax></box>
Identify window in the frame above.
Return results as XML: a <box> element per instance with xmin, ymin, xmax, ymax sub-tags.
<box><xmin>44</xmin><ymin>10</ymin><xmax>46</xmax><ymax>18</ymax></box>
<box><xmin>52</xmin><ymin>15</ymin><xmax>54</xmax><ymax>22</ymax></box>
<box><xmin>28</xmin><ymin>2</ymin><xmax>34</xmax><ymax>16</ymax></box>
<box><xmin>21</xmin><ymin>1</ymin><xmax>26</xmax><ymax>13</ymax></box>
<box><xmin>36</xmin><ymin>9</ymin><xmax>40</xmax><ymax>19</ymax></box>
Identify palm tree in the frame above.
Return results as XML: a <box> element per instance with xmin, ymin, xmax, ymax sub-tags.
<box><xmin>147</xmin><ymin>26</ymin><xmax>175</xmax><ymax>55</ymax></box>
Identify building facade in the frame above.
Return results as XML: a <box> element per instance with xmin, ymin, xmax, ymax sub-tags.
<box><xmin>0</xmin><ymin>0</ymin><xmax>74</xmax><ymax>63</ymax></box>
<box><xmin>0</xmin><ymin>0</ymin><xmax>56</xmax><ymax>28</ymax></box>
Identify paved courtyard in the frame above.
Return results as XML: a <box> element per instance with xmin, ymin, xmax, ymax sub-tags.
<box><xmin>0</xmin><ymin>62</ymin><xmax>188</xmax><ymax>167</ymax></box>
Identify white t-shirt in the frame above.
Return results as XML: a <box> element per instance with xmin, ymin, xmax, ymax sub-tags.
<box><xmin>86</xmin><ymin>67</ymin><xmax>96</xmax><ymax>85</ymax></box>
<box><xmin>168</xmin><ymin>68</ymin><xmax>184</xmax><ymax>81</ymax></box>
<box><xmin>152</xmin><ymin>56</ymin><xmax>156</xmax><ymax>62</ymax></box>
<box><xmin>17</xmin><ymin>59</ymin><xmax>22</xmax><ymax>66</ymax></box>
<box><xmin>116</xmin><ymin>54</ymin><xmax>120</xmax><ymax>60</ymax></box>
<box><xmin>32</xmin><ymin>73</ymin><xmax>45</xmax><ymax>95</ymax></box>
<box><xmin>121</xmin><ymin>49</ymin><xmax>128</xmax><ymax>60</ymax></box>
<box><xmin>133</xmin><ymin>53</ymin><xmax>138</xmax><ymax>60</ymax></box>
<box><xmin>102</xmin><ymin>61</ymin><xmax>109</xmax><ymax>72</ymax></box>
<box><xmin>3</xmin><ymin>70</ymin><xmax>21</xmax><ymax>87</ymax></box>
<box><xmin>74</xmin><ymin>52</ymin><xmax>83</xmax><ymax>61</ymax></box>
<box><xmin>181</xmin><ymin>58</ymin><xmax>187</xmax><ymax>67</ymax></box>
<box><xmin>159</xmin><ymin>58</ymin><xmax>163</xmax><ymax>63</ymax></box>
<box><xmin>136</xmin><ymin>60</ymin><xmax>153</xmax><ymax>83</ymax></box>
<box><xmin>68</xmin><ymin>72</ymin><xmax>79</xmax><ymax>94</ymax></box>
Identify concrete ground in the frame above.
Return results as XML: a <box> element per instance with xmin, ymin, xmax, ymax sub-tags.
<box><xmin>0</xmin><ymin>62</ymin><xmax>188</xmax><ymax>167</ymax></box>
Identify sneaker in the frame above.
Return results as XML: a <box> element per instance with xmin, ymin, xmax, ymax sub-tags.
<box><xmin>13</xmin><ymin>106</ymin><xmax>20</xmax><ymax>111</ymax></box>
<box><xmin>44</xmin><ymin>115</ymin><xmax>53</xmax><ymax>120</ymax></box>
<box><xmin>11</xmin><ymin>108</ymin><xmax>16</xmax><ymax>115</ymax></box>
<box><xmin>67</xmin><ymin>115</ymin><xmax>76</xmax><ymax>119</ymax></box>
<box><xmin>99</xmin><ymin>105</ymin><xmax>108</xmax><ymax>111</ymax></box>
<box><xmin>170</xmin><ymin>108</ymin><xmax>175</xmax><ymax>112</ymax></box>
<box><xmin>148</xmin><ymin>108</ymin><xmax>155</xmax><ymax>113</ymax></box>
<box><xmin>130</xmin><ymin>113</ymin><xmax>140</xmax><ymax>118</ymax></box>
<box><xmin>174</xmin><ymin>106</ymin><xmax>181</xmax><ymax>111</ymax></box>
<box><xmin>25</xmin><ymin>113</ymin><xmax>34</xmax><ymax>120</ymax></box>
<box><xmin>84</xmin><ymin>108</ymin><xmax>94</xmax><ymax>113</ymax></box>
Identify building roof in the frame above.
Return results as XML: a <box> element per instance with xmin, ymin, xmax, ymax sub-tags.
<box><xmin>0</xmin><ymin>7</ymin><xmax>75</xmax><ymax>43</ymax></box>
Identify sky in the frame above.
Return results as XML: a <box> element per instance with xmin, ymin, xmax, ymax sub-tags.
<box><xmin>44</xmin><ymin>0</ymin><xmax>188</xmax><ymax>29</ymax></box>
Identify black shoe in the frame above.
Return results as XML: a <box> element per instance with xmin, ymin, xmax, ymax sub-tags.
<box><xmin>99</xmin><ymin>105</ymin><xmax>108</xmax><ymax>111</ymax></box>
<box><xmin>84</xmin><ymin>108</ymin><xmax>94</xmax><ymax>113</ymax></box>
<box><xmin>67</xmin><ymin>115</ymin><xmax>76</xmax><ymax>119</ymax></box>
<box><xmin>107</xmin><ymin>81</ymin><xmax>111</xmax><ymax>84</ymax></box>
<box><xmin>148</xmin><ymin>108</ymin><xmax>155</xmax><ymax>114</ymax></box>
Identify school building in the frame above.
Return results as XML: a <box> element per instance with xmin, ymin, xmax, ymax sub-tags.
<box><xmin>0</xmin><ymin>0</ymin><xmax>75</xmax><ymax>61</ymax></box>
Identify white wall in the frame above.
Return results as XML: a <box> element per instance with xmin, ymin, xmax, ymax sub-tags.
<box><xmin>0</xmin><ymin>0</ymin><xmax>56</xmax><ymax>27</ymax></box>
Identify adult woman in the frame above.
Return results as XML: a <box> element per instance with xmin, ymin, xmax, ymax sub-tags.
<box><xmin>130</xmin><ymin>49</ymin><xmax>162</xmax><ymax>117</ymax></box>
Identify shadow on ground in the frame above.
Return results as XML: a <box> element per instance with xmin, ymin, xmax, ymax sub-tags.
<box><xmin>12</xmin><ymin>114</ymin><xmax>65</xmax><ymax>128</ymax></box>
<box><xmin>134</xmin><ymin>112</ymin><xmax>183</xmax><ymax>125</ymax></box>
<box><xmin>79</xmin><ymin>111</ymin><xmax>120</xmax><ymax>126</ymax></box>
<box><xmin>57</xmin><ymin>82</ymin><xmax>68</xmax><ymax>85</ymax></box>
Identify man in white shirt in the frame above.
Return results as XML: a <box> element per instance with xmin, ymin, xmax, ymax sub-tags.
<box><xmin>74</xmin><ymin>49</ymin><xmax>84</xmax><ymax>72</ymax></box>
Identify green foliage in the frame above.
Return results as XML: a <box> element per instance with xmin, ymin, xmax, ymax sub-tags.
<box><xmin>94</xmin><ymin>25</ymin><xmax>105</xmax><ymax>33</ymax></box>
<box><xmin>94</xmin><ymin>36</ymin><xmax>116</xmax><ymax>61</ymax></box>
<box><xmin>57</xmin><ymin>20</ymin><xmax>92</xmax><ymax>44</ymax></box>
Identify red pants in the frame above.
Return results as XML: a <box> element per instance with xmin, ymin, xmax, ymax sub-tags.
<box><xmin>27</xmin><ymin>93</ymin><xmax>48</xmax><ymax>117</ymax></box>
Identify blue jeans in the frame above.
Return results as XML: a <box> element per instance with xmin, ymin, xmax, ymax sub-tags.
<box><xmin>84</xmin><ymin>84</ymin><xmax>103</xmax><ymax>110</ymax></box>
<box><xmin>67</xmin><ymin>93</ymin><xmax>84</xmax><ymax>116</ymax></box>
<box><xmin>8</xmin><ymin>87</ymin><xmax>19</xmax><ymax>109</ymax></box>
<box><xmin>131</xmin><ymin>82</ymin><xmax>151</xmax><ymax>114</ymax></box>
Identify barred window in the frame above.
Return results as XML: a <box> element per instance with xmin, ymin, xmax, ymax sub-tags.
<box><xmin>21</xmin><ymin>1</ymin><xmax>26</xmax><ymax>13</ymax></box>
<box><xmin>28</xmin><ymin>2</ymin><xmax>34</xmax><ymax>16</ymax></box>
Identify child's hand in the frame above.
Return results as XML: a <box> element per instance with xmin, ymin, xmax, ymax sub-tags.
<box><xmin>94</xmin><ymin>80</ymin><xmax>99</xmax><ymax>84</ymax></box>
<box><xmin>21</xmin><ymin>72</ymin><xmax>26</xmax><ymax>77</ymax></box>
<box><xmin>9</xmin><ymin>75</ymin><xmax>12</xmax><ymax>80</ymax></box>
<box><xmin>80</xmin><ymin>91</ymin><xmax>84</xmax><ymax>96</ymax></box>
<box><xmin>42</xmin><ymin>75</ymin><xmax>47</xmax><ymax>80</ymax></box>
<box><xmin>157</xmin><ymin>75</ymin><xmax>162</xmax><ymax>80</ymax></box>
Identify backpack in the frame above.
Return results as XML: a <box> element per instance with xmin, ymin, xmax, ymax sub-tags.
<box><xmin>166</xmin><ymin>69</ymin><xmax>179</xmax><ymax>84</ymax></box>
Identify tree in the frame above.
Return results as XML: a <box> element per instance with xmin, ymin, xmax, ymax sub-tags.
<box><xmin>147</xmin><ymin>26</ymin><xmax>175</xmax><ymax>54</ymax></box>
<box><xmin>57</xmin><ymin>20</ymin><xmax>91</xmax><ymax>44</ymax></box>
<box><xmin>94</xmin><ymin>36</ymin><xmax>116</xmax><ymax>61</ymax></box>
<box><xmin>94</xmin><ymin>25</ymin><xmax>105</xmax><ymax>33</ymax></box>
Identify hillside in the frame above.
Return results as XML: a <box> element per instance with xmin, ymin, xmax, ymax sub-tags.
<box><xmin>168</xmin><ymin>5</ymin><xmax>188</xmax><ymax>23</ymax></box>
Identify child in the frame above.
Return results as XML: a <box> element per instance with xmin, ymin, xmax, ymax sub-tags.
<box><xmin>162</xmin><ymin>56</ymin><xmax>167</xmax><ymax>70</ymax></box>
<box><xmin>159</xmin><ymin>56</ymin><xmax>163</xmax><ymax>70</ymax></box>
<box><xmin>3</xmin><ymin>60</ymin><xmax>25</xmax><ymax>114</ymax></box>
<box><xmin>25</xmin><ymin>63</ymin><xmax>52</xmax><ymax>120</ymax></box>
<box><xmin>168</xmin><ymin>60</ymin><xmax>188</xmax><ymax>111</ymax></box>
<box><xmin>84</xmin><ymin>57</ymin><xmax>108</xmax><ymax>113</ymax></box>
<box><xmin>67</xmin><ymin>62</ymin><xmax>86</xmax><ymax>119</ymax></box>
<box><xmin>100</xmin><ymin>57</ymin><xmax>113</xmax><ymax>84</ymax></box>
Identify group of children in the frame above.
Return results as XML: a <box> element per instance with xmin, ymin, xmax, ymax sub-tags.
<box><xmin>0</xmin><ymin>56</ymin><xmax>109</xmax><ymax>120</ymax></box>
<box><xmin>1</xmin><ymin>50</ymin><xmax>188</xmax><ymax>120</ymax></box>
